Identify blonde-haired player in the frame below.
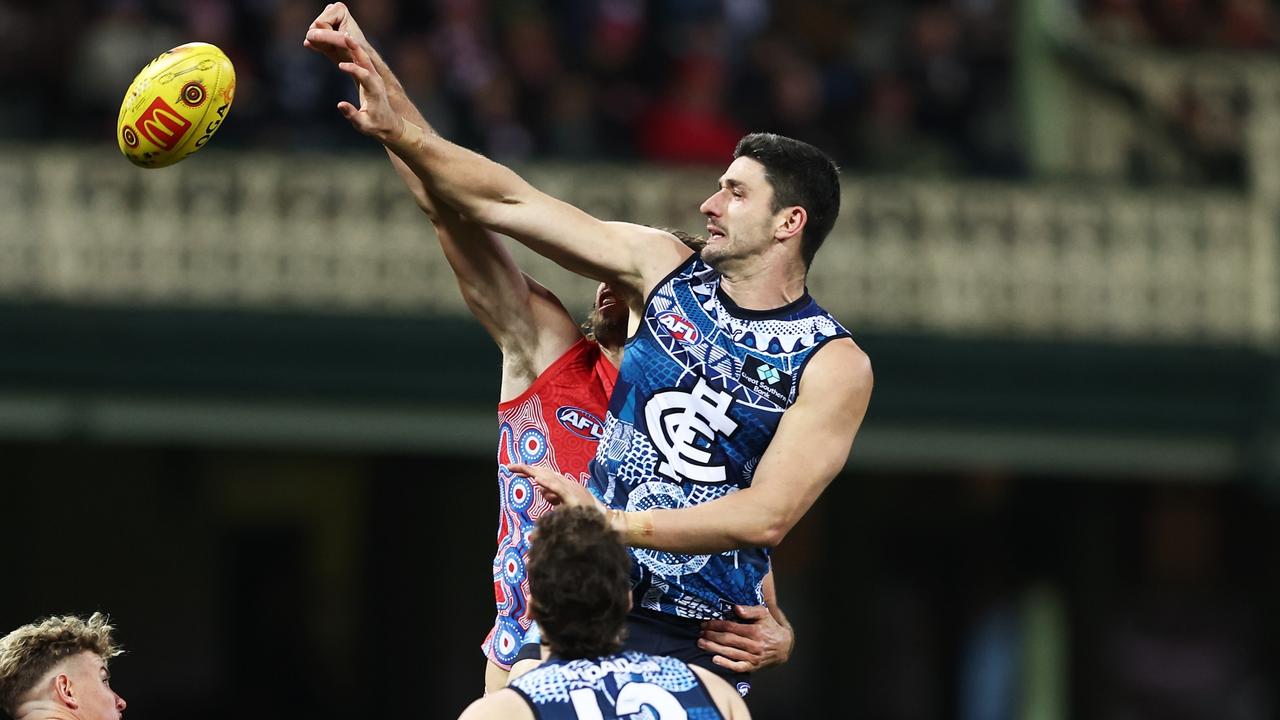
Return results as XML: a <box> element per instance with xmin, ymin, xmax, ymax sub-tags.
<box><xmin>0</xmin><ymin>614</ymin><xmax>127</xmax><ymax>720</ymax></box>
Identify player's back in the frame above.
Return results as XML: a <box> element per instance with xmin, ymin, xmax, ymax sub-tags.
<box><xmin>508</xmin><ymin>650</ymin><xmax>726</xmax><ymax>719</ymax></box>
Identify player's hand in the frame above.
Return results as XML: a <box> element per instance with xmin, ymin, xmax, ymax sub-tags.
<box><xmin>332</xmin><ymin>36</ymin><xmax>401</xmax><ymax>143</ymax></box>
<box><xmin>303</xmin><ymin>2</ymin><xmax>369</xmax><ymax>65</ymax></box>
<box><xmin>698</xmin><ymin>604</ymin><xmax>794</xmax><ymax>673</ymax></box>
<box><xmin>507</xmin><ymin>463</ymin><xmax>605</xmax><ymax>513</ymax></box>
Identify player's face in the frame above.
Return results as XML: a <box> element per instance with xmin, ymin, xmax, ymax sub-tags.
<box><xmin>699</xmin><ymin>157</ymin><xmax>779</xmax><ymax>269</ymax></box>
<box><xmin>67</xmin><ymin>652</ymin><xmax>127</xmax><ymax>720</ymax></box>
<box><xmin>590</xmin><ymin>282</ymin><xmax>628</xmax><ymax>348</ymax></box>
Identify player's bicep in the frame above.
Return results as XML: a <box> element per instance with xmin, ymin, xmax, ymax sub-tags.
<box><xmin>484</xmin><ymin>193</ymin><xmax>690</xmax><ymax>293</ymax></box>
<box><xmin>751</xmin><ymin>340</ymin><xmax>873</xmax><ymax>531</ymax></box>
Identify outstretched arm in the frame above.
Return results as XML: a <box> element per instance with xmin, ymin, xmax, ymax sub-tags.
<box><xmin>306</xmin><ymin>9</ymin><xmax>690</xmax><ymax>302</ymax></box>
<box><xmin>519</xmin><ymin>339</ymin><xmax>873</xmax><ymax>553</ymax></box>
<box><xmin>305</xmin><ymin>5</ymin><xmax>580</xmax><ymax>377</ymax></box>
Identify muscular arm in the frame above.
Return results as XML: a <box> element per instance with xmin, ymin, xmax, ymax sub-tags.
<box><xmin>629</xmin><ymin>340</ymin><xmax>872</xmax><ymax>553</ymax></box>
<box><xmin>306</xmin><ymin>9</ymin><xmax>689</xmax><ymax>303</ymax></box>
<box><xmin>306</xmin><ymin>5</ymin><xmax>580</xmax><ymax>389</ymax></box>
<box><xmin>523</xmin><ymin>339</ymin><xmax>872</xmax><ymax>553</ymax></box>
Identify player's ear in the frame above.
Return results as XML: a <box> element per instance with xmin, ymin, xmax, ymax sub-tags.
<box><xmin>53</xmin><ymin>671</ymin><xmax>79</xmax><ymax>709</ymax></box>
<box><xmin>773</xmin><ymin>205</ymin><xmax>806</xmax><ymax>242</ymax></box>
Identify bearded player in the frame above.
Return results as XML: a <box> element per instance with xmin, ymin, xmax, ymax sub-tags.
<box><xmin>304</xmin><ymin>4</ymin><xmax>795</xmax><ymax>694</ymax></box>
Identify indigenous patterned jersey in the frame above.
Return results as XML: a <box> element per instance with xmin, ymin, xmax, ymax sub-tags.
<box><xmin>591</xmin><ymin>256</ymin><xmax>850</xmax><ymax>619</ymax></box>
<box><xmin>509</xmin><ymin>651</ymin><xmax>724</xmax><ymax>720</ymax></box>
<box><xmin>484</xmin><ymin>337</ymin><xmax>618</xmax><ymax>668</ymax></box>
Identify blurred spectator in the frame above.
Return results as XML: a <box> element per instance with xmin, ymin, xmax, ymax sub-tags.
<box><xmin>1218</xmin><ymin>0</ymin><xmax>1277</xmax><ymax>50</ymax></box>
<box><xmin>1084</xmin><ymin>0</ymin><xmax>1277</xmax><ymax>50</ymax></box>
<box><xmin>26</xmin><ymin>0</ymin><xmax>1139</xmax><ymax>176</ymax></box>
<box><xmin>69</xmin><ymin>0</ymin><xmax>179</xmax><ymax>137</ymax></box>
<box><xmin>1093</xmin><ymin>489</ymin><xmax>1271</xmax><ymax>720</ymax></box>
<box><xmin>638</xmin><ymin>52</ymin><xmax>743</xmax><ymax>164</ymax></box>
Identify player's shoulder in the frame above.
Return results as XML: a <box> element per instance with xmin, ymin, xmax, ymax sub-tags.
<box><xmin>688</xmin><ymin>665</ymin><xmax>752</xmax><ymax>719</ymax></box>
<box><xmin>806</xmin><ymin>334</ymin><xmax>871</xmax><ymax>383</ymax></box>
<box><xmin>456</xmin><ymin>688</ymin><xmax>534</xmax><ymax>720</ymax></box>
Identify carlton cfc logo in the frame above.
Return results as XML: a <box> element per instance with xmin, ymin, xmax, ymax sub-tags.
<box><xmin>657</xmin><ymin>312</ymin><xmax>700</xmax><ymax>344</ymax></box>
<box><xmin>557</xmin><ymin>406</ymin><xmax>604</xmax><ymax>440</ymax></box>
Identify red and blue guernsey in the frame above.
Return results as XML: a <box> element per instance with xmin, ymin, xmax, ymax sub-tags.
<box><xmin>508</xmin><ymin>651</ymin><xmax>723</xmax><ymax>719</ymax></box>
<box><xmin>590</xmin><ymin>255</ymin><xmax>850</xmax><ymax>620</ymax></box>
<box><xmin>484</xmin><ymin>337</ymin><xmax>618</xmax><ymax>668</ymax></box>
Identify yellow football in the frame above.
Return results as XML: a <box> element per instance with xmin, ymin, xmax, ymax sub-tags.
<box><xmin>117</xmin><ymin>42</ymin><xmax>236</xmax><ymax>168</ymax></box>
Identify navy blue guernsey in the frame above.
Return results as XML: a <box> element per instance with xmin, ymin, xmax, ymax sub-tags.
<box><xmin>508</xmin><ymin>651</ymin><xmax>724</xmax><ymax>720</ymax></box>
<box><xmin>589</xmin><ymin>255</ymin><xmax>851</xmax><ymax>619</ymax></box>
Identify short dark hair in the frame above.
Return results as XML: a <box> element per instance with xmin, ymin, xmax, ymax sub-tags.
<box><xmin>527</xmin><ymin>508</ymin><xmax>632</xmax><ymax>659</ymax></box>
<box><xmin>733</xmin><ymin>132</ymin><xmax>841</xmax><ymax>267</ymax></box>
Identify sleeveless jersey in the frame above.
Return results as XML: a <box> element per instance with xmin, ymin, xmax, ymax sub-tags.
<box><xmin>484</xmin><ymin>337</ymin><xmax>618</xmax><ymax>668</ymax></box>
<box><xmin>509</xmin><ymin>651</ymin><xmax>724</xmax><ymax>720</ymax></box>
<box><xmin>590</xmin><ymin>256</ymin><xmax>850</xmax><ymax>619</ymax></box>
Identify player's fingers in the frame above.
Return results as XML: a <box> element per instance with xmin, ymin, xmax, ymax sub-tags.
<box><xmin>702</xmin><ymin>620</ymin><xmax>752</xmax><ymax>637</ymax></box>
<box><xmin>733</xmin><ymin>604</ymin><xmax>770</xmax><ymax>621</ymax></box>
<box><xmin>507</xmin><ymin>463</ymin><xmax>540</xmax><ymax>478</ymax></box>
<box><xmin>710</xmin><ymin>654</ymin><xmax>756</xmax><ymax>673</ymax></box>
<box><xmin>698</xmin><ymin>637</ymin><xmax>750</xmax><ymax>658</ymax></box>
<box><xmin>701</xmin><ymin>640</ymin><xmax>757</xmax><ymax>671</ymax></box>
<box><xmin>346</xmin><ymin>34</ymin><xmax>373</xmax><ymax>66</ymax></box>
<box><xmin>337</xmin><ymin>60</ymin><xmax>376</xmax><ymax>88</ymax></box>
<box><xmin>700</xmin><ymin>629</ymin><xmax>760</xmax><ymax>653</ymax></box>
<box><xmin>306</xmin><ymin>29</ymin><xmax>350</xmax><ymax>55</ymax></box>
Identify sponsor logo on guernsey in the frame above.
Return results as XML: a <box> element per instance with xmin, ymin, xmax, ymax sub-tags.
<box><xmin>558</xmin><ymin>657</ymin><xmax>661</xmax><ymax>682</ymax></box>
<box><xmin>135</xmin><ymin>96</ymin><xmax>192</xmax><ymax>150</ymax></box>
<box><xmin>657</xmin><ymin>312</ymin><xmax>700</xmax><ymax>344</ymax></box>
<box><xmin>739</xmin><ymin>355</ymin><xmax>794</xmax><ymax>406</ymax></box>
<box><xmin>645</xmin><ymin>378</ymin><xmax>738</xmax><ymax>483</ymax></box>
<box><xmin>736</xmin><ymin>681</ymin><xmax>752</xmax><ymax>697</ymax></box>
<box><xmin>557</xmin><ymin>406</ymin><xmax>605</xmax><ymax>440</ymax></box>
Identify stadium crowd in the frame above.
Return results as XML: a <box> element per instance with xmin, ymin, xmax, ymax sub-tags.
<box><xmin>1</xmin><ymin>0</ymin><xmax>1022</xmax><ymax>176</ymax></box>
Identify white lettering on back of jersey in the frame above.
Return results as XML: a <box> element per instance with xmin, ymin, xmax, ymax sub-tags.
<box><xmin>645</xmin><ymin>378</ymin><xmax>738</xmax><ymax>483</ymax></box>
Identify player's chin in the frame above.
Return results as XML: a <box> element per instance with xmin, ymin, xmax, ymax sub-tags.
<box><xmin>590</xmin><ymin>307</ymin><xmax>627</xmax><ymax>345</ymax></box>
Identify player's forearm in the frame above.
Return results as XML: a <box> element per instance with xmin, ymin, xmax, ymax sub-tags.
<box><xmin>387</xmin><ymin>119</ymin><xmax>536</xmax><ymax>233</ymax></box>
<box><xmin>613</xmin><ymin>488</ymin><xmax>791</xmax><ymax>554</ymax></box>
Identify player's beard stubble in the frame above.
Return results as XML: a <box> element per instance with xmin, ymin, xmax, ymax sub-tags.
<box><xmin>589</xmin><ymin>305</ymin><xmax>627</xmax><ymax>349</ymax></box>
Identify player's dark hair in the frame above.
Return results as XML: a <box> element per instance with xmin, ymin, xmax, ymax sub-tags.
<box><xmin>733</xmin><ymin>132</ymin><xmax>840</xmax><ymax>267</ymax></box>
<box><xmin>528</xmin><ymin>507</ymin><xmax>632</xmax><ymax>659</ymax></box>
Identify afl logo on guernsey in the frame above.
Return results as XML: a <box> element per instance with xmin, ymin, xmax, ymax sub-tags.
<box><xmin>658</xmin><ymin>312</ymin><xmax>700</xmax><ymax>343</ymax></box>
<box><xmin>557</xmin><ymin>406</ymin><xmax>604</xmax><ymax>440</ymax></box>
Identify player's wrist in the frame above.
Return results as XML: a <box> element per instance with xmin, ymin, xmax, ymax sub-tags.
<box><xmin>607</xmin><ymin>509</ymin><xmax>654</xmax><ymax>546</ymax></box>
<box><xmin>392</xmin><ymin>115</ymin><xmax>427</xmax><ymax>150</ymax></box>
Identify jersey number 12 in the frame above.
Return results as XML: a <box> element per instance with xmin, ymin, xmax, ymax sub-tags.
<box><xmin>569</xmin><ymin>683</ymin><xmax>688</xmax><ymax>719</ymax></box>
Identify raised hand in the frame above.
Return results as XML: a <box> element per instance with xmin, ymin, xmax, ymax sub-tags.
<box><xmin>699</xmin><ymin>604</ymin><xmax>794</xmax><ymax>673</ymax></box>
<box><xmin>302</xmin><ymin>2</ymin><xmax>369</xmax><ymax>65</ymax></box>
<box><xmin>332</xmin><ymin>36</ymin><xmax>402</xmax><ymax>143</ymax></box>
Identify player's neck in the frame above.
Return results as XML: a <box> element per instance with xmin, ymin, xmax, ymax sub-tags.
<box><xmin>715</xmin><ymin>255</ymin><xmax>807</xmax><ymax>312</ymax></box>
<box><xmin>13</xmin><ymin>700</ymin><xmax>80</xmax><ymax>720</ymax></box>
<box><xmin>599</xmin><ymin>342</ymin><xmax>624</xmax><ymax>368</ymax></box>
